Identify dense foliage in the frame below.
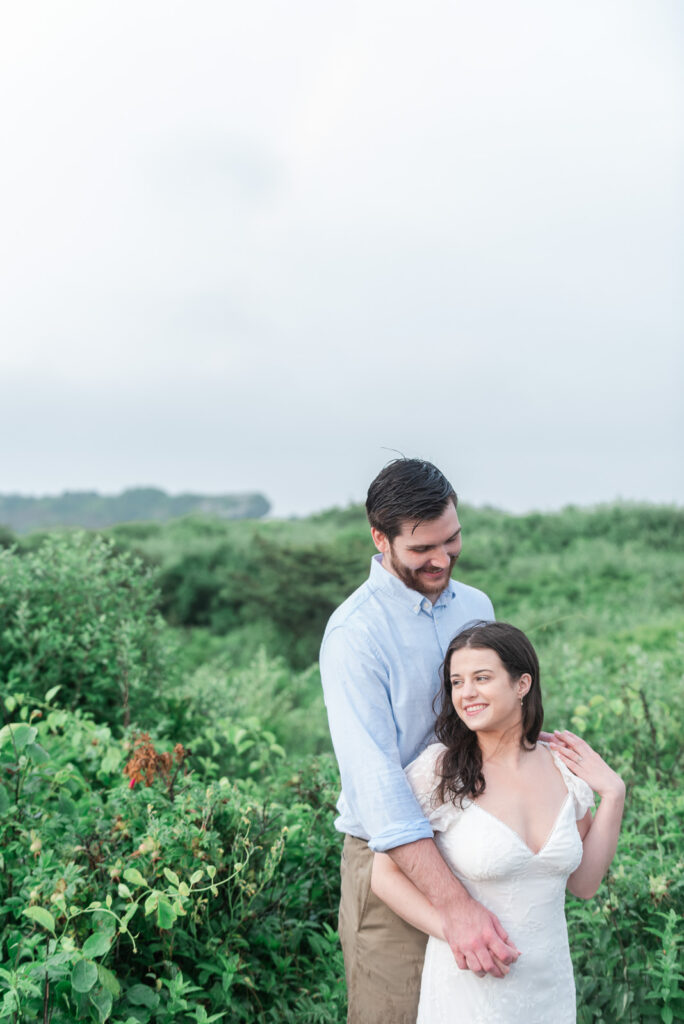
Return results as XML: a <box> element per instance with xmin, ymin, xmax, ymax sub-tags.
<box><xmin>0</xmin><ymin>502</ymin><xmax>682</xmax><ymax>1022</ymax></box>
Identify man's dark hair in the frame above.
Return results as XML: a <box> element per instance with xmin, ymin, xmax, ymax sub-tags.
<box><xmin>365</xmin><ymin>458</ymin><xmax>457</xmax><ymax>541</ymax></box>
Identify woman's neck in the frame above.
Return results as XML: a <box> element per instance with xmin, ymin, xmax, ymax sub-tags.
<box><xmin>477</xmin><ymin>726</ymin><xmax>532</xmax><ymax>768</ymax></box>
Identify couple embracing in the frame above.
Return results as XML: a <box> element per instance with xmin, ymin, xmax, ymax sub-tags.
<box><xmin>320</xmin><ymin>459</ymin><xmax>625</xmax><ymax>1023</ymax></box>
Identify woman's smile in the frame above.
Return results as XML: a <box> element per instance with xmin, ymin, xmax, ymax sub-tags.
<box><xmin>463</xmin><ymin>703</ymin><xmax>488</xmax><ymax>716</ymax></box>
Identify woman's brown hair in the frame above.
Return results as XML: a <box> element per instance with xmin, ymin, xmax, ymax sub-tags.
<box><xmin>434</xmin><ymin>622</ymin><xmax>544</xmax><ymax>806</ymax></box>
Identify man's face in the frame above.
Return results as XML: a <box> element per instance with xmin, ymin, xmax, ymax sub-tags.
<box><xmin>371</xmin><ymin>502</ymin><xmax>462</xmax><ymax>600</ymax></box>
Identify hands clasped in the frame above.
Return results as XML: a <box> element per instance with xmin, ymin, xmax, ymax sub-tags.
<box><xmin>441</xmin><ymin>899</ymin><xmax>520</xmax><ymax>979</ymax></box>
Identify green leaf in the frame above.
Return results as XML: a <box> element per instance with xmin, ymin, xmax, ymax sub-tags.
<box><xmin>92</xmin><ymin>910</ymin><xmax>117</xmax><ymax>937</ymax></box>
<box><xmin>4</xmin><ymin>724</ymin><xmax>37</xmax><ymax>751</ymax></box>
<box><xmin>120</xmin><ymin>903</ymin><xmax>138</xmax><ymax>930</ymax></box>
<box><xmin>82</xmin><ymin>932</ymin><xmax>112</xmax><ymax>959</ymax></box>
<box><xmin>71</xmin><ymin>958</ymin><xmax>98</xmax><ymax>993</ymax></box>
<box><xmin>45</xmin><ymin>685</ymin><xmax>62</xmax><ymax>703</ymax></box>
<box><xmin>100</xmin><ymin>746</ymin><xmax>121</xmax><ymax>773</ymax></box>
<box><xmin>189</xmin><ymin>869</ymin><xmax>204</xmax><ymax>885</ymax></box>
<box><xmin>97</xmin><ymin>963</ymin><xmax>121</xmax><ymax>998</ymax></box>
<box><xmin>117</xmin><ymin>883</ymin><xmax>132</xmax><ymax>899</ymax></box>
<box><xmin>127</xmin><ymin>983</ymin><xmax>160</xmax><ymax>1008</ymax></box>
<box><xmin>90</xmin><ymin>986</ymin><xmax>113</xmax><ymax>1022</ymax></box>
<box><xmin>163</xmin><ymin>867</ymin><xmax>180</xmax><ymax>887</ymax></box>
<box><xmin>123</xmin><ymin>867</ymin><xmax>147</xmax><ymax>888</ymax></box>
<box><xmin>0</xmin><ymin>784</ymin><xmax>10</xmax><ymax>815</ymax></box>
<box><xmin>58</xmin><ymin>793</ymin><xmax>78</xmax><ymax>818</ymax></box>
<box><xmin>143</xmin><ymin>893</ymin><xmax>158</xmax><ymax>916</ymax></box>
<box><xmin>23</xmin><ymin>906</ymin><xmax>56</xmax><ymax>933</ymax></box>
<box><xmin>26</xmin><ymin>742</ymin><xmax>50</xmax><ymax>765</ymax></box>
<box><xmin>156</xmin><ymin>898</ymin><xmax>177</xmax><ymax>930</ymax></box>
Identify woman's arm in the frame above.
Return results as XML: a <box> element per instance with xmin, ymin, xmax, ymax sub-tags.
<box><xmin>551</xmin><ymin>730</ymin><xmax>626</xmax><ymax>900</ymax></box>
<box><xmin>371</xmin><ymin>852</ymin><xmax>446</xmax><ymax>940</ymax></box>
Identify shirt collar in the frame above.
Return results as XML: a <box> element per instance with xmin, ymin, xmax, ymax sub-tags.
<box><xmin>369</xmin><ymin>554</ymin><xmax>457</xmax><ymax>614</ymax></box>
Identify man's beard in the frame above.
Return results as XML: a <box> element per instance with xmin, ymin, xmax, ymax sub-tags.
<box><xmin>387</xmin><ymin>547</ymin><xmax>457</xmax><ymax>598</ymax></box>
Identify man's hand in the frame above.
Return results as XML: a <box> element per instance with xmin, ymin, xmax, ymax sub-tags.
<box><xmin>440</xmin><ymin>894</ymin><xmax>520</xmax><ymax>978</ymax></box>
<box><xmin>387</xmin><ymin>837</ymin><xmax>520</xmax><ymax>979</ymax></box>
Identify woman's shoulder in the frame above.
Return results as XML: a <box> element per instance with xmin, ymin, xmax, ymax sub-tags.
<box><xmin>405</xmin><ymin>742</ymin><xmax>447</xmax><ymax>786</ymax></box>
<box><xmin>405</xmin><ymin>743</ymin><xmax>463</xmax><ymax>831</ymax></box>
<box><xmin>539</xmin><ymin>741</ymin><xmax>595</xmax><ymax>819</ymax></box>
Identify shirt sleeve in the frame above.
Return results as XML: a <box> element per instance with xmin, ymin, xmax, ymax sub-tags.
<box><xmin>320</xmin><ymin>624</ymin><xmax>435</xmax><ymax>852</ymax></box>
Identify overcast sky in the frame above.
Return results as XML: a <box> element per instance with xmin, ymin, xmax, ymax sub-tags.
<box><xmin>1</xmin><ymin>1</ymin><xmax>682</xmax><ymax>516</ymax></box>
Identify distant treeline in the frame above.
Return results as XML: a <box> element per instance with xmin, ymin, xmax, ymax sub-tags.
<box><xmin>0</xmin><ymin>487</ymin><xmax>270</xmax><ymax>532</ymax></box>
<box><xmin>113</xmin><ymin>500</ymin><xmax>684</xmax><ymax>669</ymax></box>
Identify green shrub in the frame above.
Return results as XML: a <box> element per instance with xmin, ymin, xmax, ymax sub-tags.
<box><xmin>0</xmin><ymin>535</ymin><xmax>173</xmax><ymax>731</ymax></box>
<box><xmin>0</xmin><ymin>693</ymin><xmax>344</xmax><ymax>1023</ymax></box>
<box><xmin>172</xmin><ymin>648</ymin><xmax>331</xmax><ymax>773</ymax></box>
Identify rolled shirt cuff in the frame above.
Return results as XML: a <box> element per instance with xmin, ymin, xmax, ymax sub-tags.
<box><xmin>367</xmin><ymin>820</ymin><xmax>435</xmax><ymax>853</ymax></box>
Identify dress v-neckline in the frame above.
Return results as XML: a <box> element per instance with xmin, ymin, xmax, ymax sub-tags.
<box><xmin>467</xmin><ymin>792</ymin><xmax>572</xmax><ymax>857</ymax></box>
<box><xmin>464</xmin><ymin>742</ymin><xmax>574</xmax><ymax>857</ymax></box>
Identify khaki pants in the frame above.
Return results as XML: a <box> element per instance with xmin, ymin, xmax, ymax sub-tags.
<box><xmin>339</xmin><ymin>835</ymin><xmax>428</xmax><ymax>1024</ymax></box>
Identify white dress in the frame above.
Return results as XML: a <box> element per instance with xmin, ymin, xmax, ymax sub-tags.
<box><xmin>406</xmin><ymin>742</ymin><xmax>594</xmax><ymax>1024</ymax></box>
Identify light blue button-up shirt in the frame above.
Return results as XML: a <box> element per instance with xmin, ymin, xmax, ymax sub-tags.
<box><xmin>320</xmin><ymin>554</ymin><xmax>494</xmax><ymax>852</ymax></box>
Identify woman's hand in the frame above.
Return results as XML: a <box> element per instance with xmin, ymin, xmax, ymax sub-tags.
<box><xmin>550</xmin><ymin>730</ymin><xmax>625</xmax><ymax>802</ymax></box>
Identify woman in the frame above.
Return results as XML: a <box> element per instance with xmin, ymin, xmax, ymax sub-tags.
<box><xmin>371</xmin><ymin>622</ymin><xmax>625</xmax><ymax>1023</ymax></box>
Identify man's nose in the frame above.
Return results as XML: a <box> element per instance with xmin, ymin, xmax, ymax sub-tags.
<box><xmin>431</xmin><ymin>547</ymin><xmax>451</xmax><ymax>568</ymax></box>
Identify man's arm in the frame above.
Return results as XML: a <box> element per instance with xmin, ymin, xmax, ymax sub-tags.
<box><xmin>387</xmin><ymin>838</ymin><xmax>520</xmax><ymax>978</ymax></box>
<box><xmin>371</xmin><ymin>853</ymin><xmax>445</xmax><ymax>939</ymax></box>
<box><xmin>320</xmin><ymin>626</ymin><xmax>435</xmax><ymax>849</ymax></box>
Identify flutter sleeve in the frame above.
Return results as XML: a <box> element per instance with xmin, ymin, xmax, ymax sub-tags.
<box><xmin>404</xmin><ymin>743</ymin><xmax>455</xmax><ymax>833</ymax></box>
<box><xmin>549</xmin><ymin>747</ymin><xmax>596</xmax><ymax>819</ymax></box>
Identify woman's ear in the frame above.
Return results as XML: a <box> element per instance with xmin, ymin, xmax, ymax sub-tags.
<box><xmin>517</xmin><ymin>673</ymin><xmax>532</xmax><ymax>700</ymax></box>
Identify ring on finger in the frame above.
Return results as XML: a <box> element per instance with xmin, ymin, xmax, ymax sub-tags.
<box><xmin>577</xmin><ymin>755</ymin><xmax>583</xmax><ymax>763</ymax></box>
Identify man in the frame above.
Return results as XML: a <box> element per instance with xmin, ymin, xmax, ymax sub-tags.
<box><xmin>320</xmin><ymin>458</ymin><xmax>519</xmax><ymax>1023</ymax></box>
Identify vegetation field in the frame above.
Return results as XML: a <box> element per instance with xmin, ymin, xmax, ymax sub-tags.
<box><xmin>0</xmin><ymin>502</ymin><xmax>682</xmax><ymax>1022</ymax></box>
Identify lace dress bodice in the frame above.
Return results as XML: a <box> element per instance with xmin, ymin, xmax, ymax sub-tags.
<box><xmin>406</xmin><ymin>742</ymin><xmax>594</xmax><ymax>1024</ymax></box>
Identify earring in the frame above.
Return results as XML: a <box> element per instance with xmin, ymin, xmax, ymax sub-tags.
<box><xmin>519</xmin><ymin>694</ymin><xmax>524</xmax><ymax>707</ymax></box>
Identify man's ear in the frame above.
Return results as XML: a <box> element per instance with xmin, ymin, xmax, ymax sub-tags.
<box><xmin>370</xmin><ymin>527</ymin><xmax>390</xmax><ymax>555</ymax></box>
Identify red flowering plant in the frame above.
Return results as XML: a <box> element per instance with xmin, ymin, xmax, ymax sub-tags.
<box><xmin>123</xmin><ymin>732</ymin><xmax>189</xmax><ymax>801</ymax></box>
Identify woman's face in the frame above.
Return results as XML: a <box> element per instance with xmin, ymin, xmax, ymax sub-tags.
<box><xmin>448</xmin><ymin>646</ymin><xmax>530</xmax><ymax>733</ymax></box>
